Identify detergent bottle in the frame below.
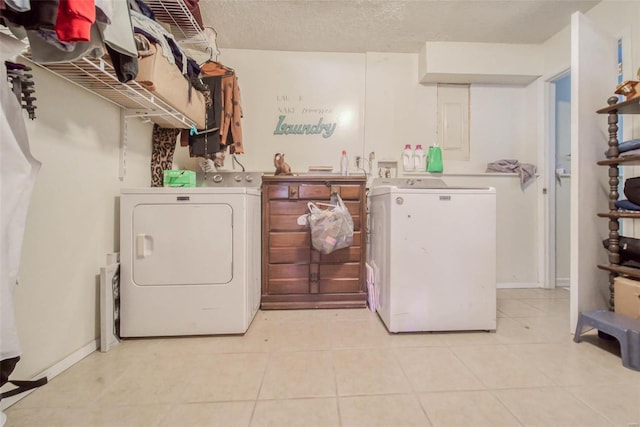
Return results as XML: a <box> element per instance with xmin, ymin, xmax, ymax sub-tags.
<box><xmin>402</xmin><ymin>144</ymin><xmax>414</xmax><ymax>172</ymax></box>
<box><xmin>412</xmin><ymin>144</ymin><xmax>426</xmax><ymax>172</ymax></box>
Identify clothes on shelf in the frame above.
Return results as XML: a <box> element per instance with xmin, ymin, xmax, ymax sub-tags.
<box><xmin>605</xmin><ymin>138</ymin><xmax>640</xmax><ymax>158</ymax></box>
<box><xmin>615</xmin><ymin>199</ymin><xmax>640</xmax><ymax>211</ymax></box>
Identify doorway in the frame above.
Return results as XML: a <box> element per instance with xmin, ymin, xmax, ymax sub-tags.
<box><xmin>553</xmin><ymin>74</ymin><xmax>571</xmax><ymax>288</ymax></box>
<box><xmin>544</xmin><ymin>70</ymin><xmax>571</xmax><ymax>291</ymax></box>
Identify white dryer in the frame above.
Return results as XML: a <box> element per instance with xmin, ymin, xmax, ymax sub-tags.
<box><xmin>119</xmin><ymin>172</ymin><xmax>262</xmax><ymax>337</ymax></box>
<box><xmin>369</xmin><ymin>178</ymin><xmax>496</xmax><ymax>333</ymax></box>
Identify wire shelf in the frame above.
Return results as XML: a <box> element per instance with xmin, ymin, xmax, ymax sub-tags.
<box><xmin>28</xmin><ymin>55</ymin><xmax>196</xmax><ymax>128</ymax></box>
<box><xmin>15</xmin><ymin>0</ymin><xmax>210</xmax><ymax>128</ymax></box>
<box><xmin>3</xmin><ymin>0</ymin><xmax>211</xmax><ymax>181</ymax></box>
<box><xmin>145</xmin><ymin>0</ymin><xmax>209</xmax><ymax>49</ymax></box>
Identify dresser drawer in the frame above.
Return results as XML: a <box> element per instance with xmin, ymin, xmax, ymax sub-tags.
<box><xmin>269</xmin><ymin>200</ymin><xmax>361</xmax><ymax>216</ymax></box>
<box><xmin>320</xmin><ymin>242</ymin><xmax>362</xmax><ymax>263</ymax></box>
<box><xmin>268</xmin><ymin>214</ymin><xmax>361</xmax><ymax>232</ymax></box>
<box><xmin>266</xmin><ymin>279</ymin><xmax>310</xmax><ymax>295</ymax></box>
<box><xmin>268</xmin><ymin>232</ymin><xmax>362</xmax><ymax>263</ymax></box>
<box><xmin>266</xmin><ymin>184</ymin><xmax>363</xmax><ymax>201</ymax></box>
<box><xmin>298</xmin><ymin>184</ymin><xmax>362</xmax><ymax>200</ymax></box>
<box><xmin>267</xmin><ymin>264</ymin><xmax>310</xmax><ymax>294</ymax></box>
<box><xmin>319</xmin><ymin>262</ymin><xmax>362</xmax><ymax>293</ymax></box>
<box><xmin>269</xmin><ymin>246</ymin><xmax>311</xmax><ymax>263</ymax></box>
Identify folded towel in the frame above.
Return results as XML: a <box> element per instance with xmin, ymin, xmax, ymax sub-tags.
<box><xmin>604</xmin><ymin>138</ymin><xmax>640</xmax><ymax>158</ymax></box>
<box><xmin>486</xmin><ymin>159</ymin><xmax>537</xmax><ymax>190</ymax></box>
<box><xmin>615</xmin><ymin>199</ymin><xmax>640</xmax><ymax>211</ymax></box>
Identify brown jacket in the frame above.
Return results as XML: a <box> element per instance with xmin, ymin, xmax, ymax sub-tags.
<box><xmin>200</xmin><ymin>61</ymin><xmax>244</xmax><ymax>154</ymax></box>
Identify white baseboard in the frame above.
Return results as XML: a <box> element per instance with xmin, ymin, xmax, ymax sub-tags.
<box><xmin>1</xmin><ymin>339</ymin><xmax>98</xmax><ymax>410</ymax></box>
<box><xmin>555</xmin><ymin>278</ymin><xmax>570</xmax><ymax>287</ymax></box>
<box><xmin>497</xmin><ymin>282</ymin><xmax>539</xmax><ymax>289</ymax></box>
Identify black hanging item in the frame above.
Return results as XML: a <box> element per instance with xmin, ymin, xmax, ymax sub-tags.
<box><xmin>0</xmin><ymin>356</ymin><xmax>48</xmax><ymax>400</ymax></box>
<box><xmin>5</xmin><ymin>61</ymin><xmax>37</xmax><ymax>119</ymax></box>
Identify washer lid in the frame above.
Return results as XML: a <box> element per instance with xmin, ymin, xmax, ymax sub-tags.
<box><xmin>372</xmin><ymin>177</ymin><xmax>448</xmax><ymax>189</ymax></box>
<box><xmin>369</xmin><ymin>178</ymin><xmax>495</xmax><ymax>196</ymax></box>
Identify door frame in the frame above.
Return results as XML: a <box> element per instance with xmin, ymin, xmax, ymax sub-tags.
<box><xmin>542</xmin><ymin>67</ymin><xmax>570</xmax><ymax>290</ymax></box>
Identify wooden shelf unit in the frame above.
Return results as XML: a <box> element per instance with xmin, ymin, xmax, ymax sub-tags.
<box><xmin>597</xmin><ymin>95</ymin><xmax>640</xmax><ymax>309</ymax></box>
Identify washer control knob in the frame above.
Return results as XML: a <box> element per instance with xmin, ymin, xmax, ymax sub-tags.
<box><xmin>246</xmin><ymin>175</ymin><xmax>254</xmax><ymax>182</ymax></box>
<box><xmin>234</xmin><ymin>175</ymin><xmax>243</xmax><ymax>182</ymax></box>
<box><xmin>213</xmin><ymin>174</ymin><xmax>223</xmax><ymax>183</ymax></box>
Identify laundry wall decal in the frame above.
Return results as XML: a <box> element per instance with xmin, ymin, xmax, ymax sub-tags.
<box><xmin>273</xmin><ymin>115</ymin><xmax>337</xmax><ymax>138</ymax></box>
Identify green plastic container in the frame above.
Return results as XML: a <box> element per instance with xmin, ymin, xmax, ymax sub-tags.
<box><xmin>163</xmin><ymin>170</ymin><xmax>196</xmax><ymax>187</ymax></box>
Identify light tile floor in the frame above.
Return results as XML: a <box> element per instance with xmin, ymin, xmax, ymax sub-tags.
<box><xmin>5</xmin><ymin>288</ymin><xmax>640</xmax><ymax>427</ymax></box>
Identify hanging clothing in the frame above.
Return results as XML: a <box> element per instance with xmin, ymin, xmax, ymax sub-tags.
<box><xmin>0</xmin><ymin>33</ymin><xmax>41</xmax><ymax>364</ymax></box>
<box><xmin>188</xmin><ymin>78</ymin><xmax>221</xmax><ymax>156</ymax></box>
<box><xmin>150</xmin><ymin>125</ymin><xmax>180</xmax><ymax>187</ymax></box>
<box><xmin>200</xmin><ymin>61</ymin><xmax>244</xmax><ymax>154</ymax></box>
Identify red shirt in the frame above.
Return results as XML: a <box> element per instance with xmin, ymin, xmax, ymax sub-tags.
<box><xmin>55</xmin><ymin>0</ymin><xmax>96</xmax><ymax>42</ymax></box>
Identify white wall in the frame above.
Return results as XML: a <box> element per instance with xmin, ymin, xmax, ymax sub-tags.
<box><xmin>364</xmin><ymin>52</ymin><xmax>435</xmax><ymax>172</ymax></box>
<box><xmin>444</xmin><ymin>175</ymin><xmax>538</xmax><ymax>285</ymax></box>
<box><xmin>5</xmin><ymin>66</ymin><xmax>153</xmax><ymax>384</ymax></box>
<box><xmin>587</xmin><ymin>0</ymin><xmax>640</xmax><ymax>135</ymax></box>
<box><xmin>174</xmin><ymin>50</ymin><xmax>366</xmax><ymax>174</ymax></box>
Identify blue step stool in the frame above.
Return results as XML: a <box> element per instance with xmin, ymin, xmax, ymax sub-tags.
<box><xmin>574</xmin><ymin>309</ymin><xmax>640</xmax><ymax>371</ymax></box>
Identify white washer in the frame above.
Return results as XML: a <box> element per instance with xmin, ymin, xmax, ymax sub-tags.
<box><xmin>369</xmin><ymin>178</ymin><xmax>496</xmax><ymax>333</ymax></box>
<box><xmin>119</xmin><ymin>172</ymin><xmax>261</xmax><ymax>337</ymax></box>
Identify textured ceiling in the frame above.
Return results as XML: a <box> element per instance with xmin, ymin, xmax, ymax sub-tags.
<box><xmin>198</xmin><ymin>0</ymin><xmax>601</xmax><ymax>54</ymax></box>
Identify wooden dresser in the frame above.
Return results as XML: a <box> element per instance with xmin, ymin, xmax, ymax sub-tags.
<box><xmin>261</xmin><ymin>174</ymin><xmax>367</xmax><ymax>309</ymax></box>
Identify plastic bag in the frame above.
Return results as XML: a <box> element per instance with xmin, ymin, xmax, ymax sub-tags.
<box><xmin>307</xmin><ymin>193</ymin><xmax>354</xmax><ymax>254</ymax></box>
